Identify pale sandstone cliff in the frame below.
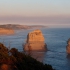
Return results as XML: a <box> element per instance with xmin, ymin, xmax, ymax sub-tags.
<box><xmin>0</xmin><ymin>28</ymin><xmax>14</xmax><ymax>35</ymax></box>
<box><xmin>66</xmin><ymin>38</ymin><xmax>70</xmax><ymax>54</ymax></box>
<box><xmin>24</xmin><ymin>29</ymin><xmax>47</xmax><ymax>51</ymax></box>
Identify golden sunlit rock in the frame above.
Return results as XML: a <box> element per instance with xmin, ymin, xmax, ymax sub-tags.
<box><xmin>24</xmin><ymin>29</ymin><xmax>47</xmax><ymax>51</ymax></box>
<box><xmin>0</xmin><ymin>28</ymin><xmax>14</xmax><ymax>35</ymax></box>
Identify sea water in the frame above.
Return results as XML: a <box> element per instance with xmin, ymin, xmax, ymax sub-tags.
<box><xmin>0</xmin><ymin>28</ymin><xmax>70</xmax><ymax>70</ymax></box>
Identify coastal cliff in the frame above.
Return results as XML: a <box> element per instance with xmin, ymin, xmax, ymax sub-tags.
<box><xmin>66</xmin><ymin>38</ymin><xmax>70</xmax><ymax>54</ymax></box>
<box><xmin>0</xmin><ymin>43</ymin><xmax>54</xmax><ymax>70</ymax></box>
<box><xmin>24</xmin><ymin>29</ymin><xmax>47</xmax><ymax>51</ymax></box>
<box><xmin>0</xmin><ymin>28</ymin><xmax>14</xmax><ymax>35</ymax></box>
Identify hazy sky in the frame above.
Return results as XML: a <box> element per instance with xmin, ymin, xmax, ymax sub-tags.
<box><xmin>0</xmin><ymin>0</ymin><xmax>70</xmax><ymax>27</ymax></box>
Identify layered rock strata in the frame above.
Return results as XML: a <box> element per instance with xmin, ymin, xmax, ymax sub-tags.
<box><xmin>24</xmin><ymin>29</ymin><xmax>47</xmax><ymax>51</ymax></box>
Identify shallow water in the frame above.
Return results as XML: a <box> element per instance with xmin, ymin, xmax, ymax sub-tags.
<box><xmin>0</xmin><ymin>28</ymin><xmax>70</xmax><ymax>70</ymax></box>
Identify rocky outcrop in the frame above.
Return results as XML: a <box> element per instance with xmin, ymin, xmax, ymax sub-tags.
<box><xmin>24</xmin><ymin>29</ymin><xmax>47</xmax><ymax>51</ymax></box>
<box><xmin>66</xmin><ymin>38</ymin><xmax>70</xmax><ymax>54</ymax></box>
<box><xmin>0</xmin><ymin>28</ymin><xmax>14</xmax><ymax>35</ymax></box>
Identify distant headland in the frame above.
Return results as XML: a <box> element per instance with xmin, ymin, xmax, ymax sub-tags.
<box><xmin>0</xmin><ymin>24</ymin><xmax>47</xmax><ymax>30</ymax></box>
<box><xmin>0</xmin><ymin>24</ymin><xmax>47</xmax><ymax>35</ymax></box>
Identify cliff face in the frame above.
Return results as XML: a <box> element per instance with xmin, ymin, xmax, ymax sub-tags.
<box><xmin>66</xmin><ymin>38</ymin><xmax>70</xmax><ymax>54</ymax></box>
<box><xmin>0</xmin><ymin>28</ymin><xmax>14</xmax><ymax>35</ymax></box>
<box><xmin>27</xmin><ymin>30</ymin><xmax>44</xmax><ymax>43</ymax></box>
<box><xmin>24</xmin><ymin>29</ymin><xmax>47</xmax><ymax>51</ymax></box>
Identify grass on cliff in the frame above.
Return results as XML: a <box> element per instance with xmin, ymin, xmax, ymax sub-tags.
<box><xmin>0</xmin><ymin>43</ymin><xmax>55</xmax><ymax>70</ymax></box>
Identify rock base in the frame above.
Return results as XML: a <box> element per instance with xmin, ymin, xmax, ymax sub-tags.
<box><xmin>24</xmin><ymin>42</ymin><xmax>47</xmax><ymax>52</ymax></box>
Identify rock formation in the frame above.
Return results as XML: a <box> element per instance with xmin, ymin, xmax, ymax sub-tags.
<box><xmin>0</xmin><ymin>28</ymin><xmax>14</xmax><ymax>35</ymax></box>
<box><xmin>66</xmin><ymin>38</ymin><xmax>70</xmax><ymax>54</ymax></box>
<box><xmin>24</xmin><ymin>29</ymin><xmax>47</xmax><ymax>52</ymax></box>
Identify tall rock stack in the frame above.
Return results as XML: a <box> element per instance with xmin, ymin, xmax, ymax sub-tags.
<box><xmin>24</xmin><ymin>29</ymin><xmax>47</xmax><ymax>51</ymax></box>
<box><xmin>66</xmin><ymin>38</ymin><xmax>70</xmax><ymax>54</ymax></box>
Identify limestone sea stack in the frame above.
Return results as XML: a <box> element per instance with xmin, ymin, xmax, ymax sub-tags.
<box><xmin>24</xmin><ymin>29</ymin><xmax>47</xmax><ymax>51</ymax></box>
<box><xmin>66</xmin><ymin>38</ymin><xmax>70</xmax><ymax>54</ymax></box>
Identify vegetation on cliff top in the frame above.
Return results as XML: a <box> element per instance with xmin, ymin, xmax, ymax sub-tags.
<box><xmin>0</xmin><ymin>43</ymin><xmax>54</xmax><ymax>70</ymax></box>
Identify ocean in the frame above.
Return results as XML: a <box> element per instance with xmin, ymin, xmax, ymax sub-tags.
<box><xmin>0</xmin><ymin>28</ymin><xmax>70</xmax><ymax>70</ymax></box>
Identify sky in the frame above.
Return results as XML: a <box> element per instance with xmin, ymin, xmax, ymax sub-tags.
<box><xmin>0</xmin><ymin>0</ymin><xmax>70</xmax><ymax>28</ymax></box>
